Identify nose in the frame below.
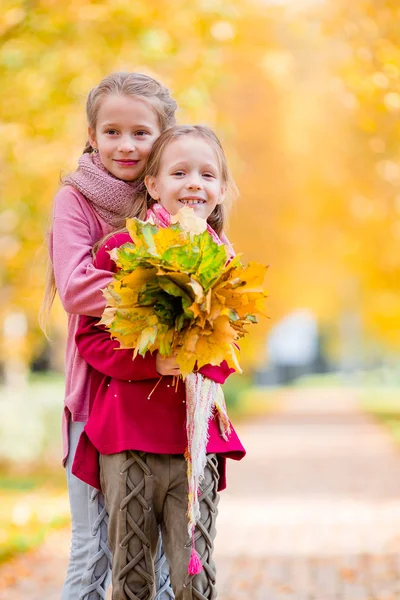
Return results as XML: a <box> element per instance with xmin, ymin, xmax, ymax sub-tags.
<box><xmin>186</xmin><ymin>174</ymin><xmax>202</xmax><ymax>190</ymax></box>
<box><xmin>118</xmin><ymin>135</ymin><xmax>136</xmax><ymax>153</ymax></box>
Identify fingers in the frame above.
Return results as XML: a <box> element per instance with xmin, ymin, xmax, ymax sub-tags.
<box><xmin>155</xmin><ymin>352</ymin><xmax>181</xmax><ymax>376</ymax></box>
<box><xmin>168</xmin><ymin>366</ymin><xmax>181</xmax><ymax>376</ymax></box>
<box><xmin>166</xmin><ymin>358</ymin><xmax>180</xmax><ymax>371</ymax></box>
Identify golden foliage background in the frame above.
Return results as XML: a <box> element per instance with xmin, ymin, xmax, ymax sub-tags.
<box><xmin>1</xmin><ymin>0</ymin><xmax>399</xmax><ymax>368</ymax></box>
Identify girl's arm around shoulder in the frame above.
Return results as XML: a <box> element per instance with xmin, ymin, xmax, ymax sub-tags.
<box><xmin>51</xmin><ymin>186</ymin><xmax>114</xmax><ymax>317</ymax></box>
<box><xmin>93</xmin><ymin>231</ymin><xmax>132</xmax><ymax>271</ymax></box>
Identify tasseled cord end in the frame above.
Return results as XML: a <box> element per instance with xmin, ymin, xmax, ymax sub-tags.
<box><xmin>188</xmin><ymin>530</ymin><xmax>203</xmax><ymax>575</ymax></box>
<box><xmin>188</xmin><ymin>546</ymin><xmax>203</xmax><ymax>575</ymax></box>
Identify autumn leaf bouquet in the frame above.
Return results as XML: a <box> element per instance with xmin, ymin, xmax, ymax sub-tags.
<box><xmin>99</xmin><ymin>205</ymin><xmax>267</xmax><ymax>571</ymax></box>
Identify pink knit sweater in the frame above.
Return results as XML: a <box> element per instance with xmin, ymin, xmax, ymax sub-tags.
<box><xmin>50</xmin><ymin>185</ymin><xmax>115</xmax><ymax>463</ymax></box>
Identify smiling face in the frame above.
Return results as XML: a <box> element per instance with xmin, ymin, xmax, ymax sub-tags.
<box><xmin>88</xmin><ymin>94</ymin><xmax>161</xmax><ymax>181</ymax></box>
<box><xmin>145</xmin><ymin>135</ymin><xmax>226</xmax><ymax>218</ymax></box>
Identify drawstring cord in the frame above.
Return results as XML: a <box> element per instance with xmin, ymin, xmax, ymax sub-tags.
<box><xmin>147</xmin><ymin>374</ymin><xmax>182</xmax><ymax>400</ymax></box>
<box><xmin>147</xmin><ymin>376</ymin><xmax>163</xmax><ymax>400</ymax></box>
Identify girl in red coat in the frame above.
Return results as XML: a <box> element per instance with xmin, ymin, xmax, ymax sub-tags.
<box><xmin>73</xmin><ymin>125</ymin><xmax>246</xmax><ymax>600</ymax></box>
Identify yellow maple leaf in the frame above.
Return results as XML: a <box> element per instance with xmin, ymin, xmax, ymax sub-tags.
<box><xmin>153</xmin><ymin>226</ymin><xmax>186</xmax><ymax>255</ymax></box>
<box><xmin>125</xmin><ymin>218</ymin><xmax>146</xmax><ymax>247</ymax></box>
<box><xmin>122</xmin><ymin>266</ymin><xmax>157</xmax><ymax>290</ymax></box>
<box><xmin>175</xmin><ymin>347</ymin><xmax>197</xmax><ymax>378</ymax></box>
<box><xmin>209</xmin><ymin>315</ymin><xmax>238</xmax><ymax>345</ymax></box>
<box><xmin>187</xmin><ymin>301</ymin><xmax>202</xmax><ymax>319</ymax></box>
<box><xmin>232</xmin><ymin>262</ymin><xmax>268</xmax><ymax>292</ymax></box>
<box><xmin>183</xmin><ymin>326</ymin><xmax>201</xmax><ymax>353</ymax></box>
<box><xmin>112</xmin><ymin>286</ymin><xmax>138</xmax><ymax>308</ymax></box>
<box><xmin>224</xmin><ymin>344</ymin><xmax>242</xmax><ymax>373</ymax></box>
<box><xmin>192</xmin><ymin>335</ymin><xmax>230</xmax><ymax>370</ymax></box>
<box><xmin>97</xmin><ymin>307</ymin><xmax>116</xmax><ymax>328</ymax></box>
<box><xmin>111</xmin><ymin>331</ymin><xmax>141</xmax><ymax>349</ymax></box>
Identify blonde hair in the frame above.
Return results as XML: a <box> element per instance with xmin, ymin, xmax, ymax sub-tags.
<box><xmin>40</xmin><ymin>72</ymin><xmax>177</xmax><ymax>333</ymax></box>
<box><xmin>83</xmin><ymin>72</ymin><xmax>177</xmax><ymax>153</ymax></box>
<box><xmin>144</xmin><ymin>125</ymin><xmax>238</xmax><ymax>235</ymax></box>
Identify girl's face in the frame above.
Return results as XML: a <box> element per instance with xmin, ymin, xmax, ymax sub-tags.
<box><xmin>88</xmin><ymin>94</ymin><xmax>161</xmax><ymax>182</ymax></box>
<box><xmin>145</xmin><ymin>135</ymin><xmax>226</xmax><ymax>219</ymax></box>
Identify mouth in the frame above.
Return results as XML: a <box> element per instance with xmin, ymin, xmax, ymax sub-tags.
<box><xmin>114</xmin><ymin>159</ymin><xmax>140</xmax><ymax>166</ymax></box>
<box><xmin>178</xmin><ymin>197</ymin><xmax>206</xmax><ymax>206</ymax></box>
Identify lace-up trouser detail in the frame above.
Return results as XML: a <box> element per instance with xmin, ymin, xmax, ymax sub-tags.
<box><xmin>100</xmin><ymin>452</ymin><xmax>219</xmax><ymax>600</ymax></box>
<box><xmin>63</xmin><ymin>421</ymin><xmax>114</xmax><ymax>600</ymax></box>
<box><xmin>79</xmin><ymin>488</ymin><xmax>112</xmax><ymax>599</ymax></box>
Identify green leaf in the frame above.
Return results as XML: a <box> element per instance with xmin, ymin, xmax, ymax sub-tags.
<box><xmin>141</xmin><ymin>222</ymin><xmax>160</xmax><ymax>255</ymax></box>
<box><xmin>194</xmin><ymin>232</ymin><xmax>229</xmax><ymax>290</ymax></box>
<box><xmin>156</xmin><ymin>275</ymin><xmax>192</xmax><ymax>308</ymax></box>
<box><xmin>153</xmin><ymin>293</ymin><xmax>181</xmax><ymax>325</ymax></box>
<box><xmin>158</xmin><ymin>327</ymin><xmax>175</xmax><ymax>357</ymax></box>
<box><xmin>114</xmin><ymin>243</ymin><xmax>156</xmax><ymax>272</ymax></box>
<box><xmin>161</xmin><ymin>244</ymin><xmax>201</xmax><ymax>272</ymax></box>
<box><xmin>245</xmin><ymin>314</ymin><xmax>258</xmax><ymax>323</ymax></box>
<box><xmin>110</xmin><ymin>308</ymin><xmax>155</xmax><ymax>334</ymax></box>
<box><xmin>138</xmin><ymin>326</ymin><xmax>158</xmax><ymax>356</ymax></box>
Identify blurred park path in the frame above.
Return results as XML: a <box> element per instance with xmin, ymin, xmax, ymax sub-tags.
<box><xmin>2</xmin><ymin>387</ymin><xmax>400</xmax><ymax>599</ymax></box>
<box><xmin>216</xmin><ymin>387</ymin><xmax>400</xmax><ymax>599</ymax></box>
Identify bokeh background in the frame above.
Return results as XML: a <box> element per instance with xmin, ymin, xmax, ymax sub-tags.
<box><xmin>2</xmin><ymin>0</ymin><xmax>400</xmax><ymax>590</ymax></box>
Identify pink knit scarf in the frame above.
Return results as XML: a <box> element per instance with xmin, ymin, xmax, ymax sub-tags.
<box><xmin>64</xmin><ymin>153</ymin><xmax>143</xmax><ymax>228</ymax></box>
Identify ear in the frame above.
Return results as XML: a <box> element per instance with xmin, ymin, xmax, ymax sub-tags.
<box><xmin>216</xmin><ymin>184</ymin><xmax>227</xmax><ymax>205</ymax></box>
<box><xmin>88</xmin><ymin>127</ymin><xmax>97</xmax><ymax>150</ymax></box>
<box><xmin>145</xmin><ymin>176</ymin><xmax>160</xmax><ymax>200</ymax></box>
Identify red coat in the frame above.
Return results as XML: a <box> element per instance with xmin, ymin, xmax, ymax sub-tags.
<box><xmin>72</xmin><ymin>233</ymin><xmax>246</xmax><ymax>491</ymax></box>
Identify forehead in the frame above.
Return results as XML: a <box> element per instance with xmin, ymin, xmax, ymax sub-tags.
<box><xmin>96</xmin><ymin>94</ymin><xmax>159</xmax><ymax>127</ymax></box>
<box><xmin>162</xmin><ymin>135</ymin><xmax>219</xmax><ymax>165</ymax></box>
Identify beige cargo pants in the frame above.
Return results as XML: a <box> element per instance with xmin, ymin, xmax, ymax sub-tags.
<box><xmin>99</xmin><ymin>452</ymin><xmax>220</xmax><ymax>600</ymax></box>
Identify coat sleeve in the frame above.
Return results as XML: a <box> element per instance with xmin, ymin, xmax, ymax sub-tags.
<box><xmin>75</xmin><ymin>231</ymin><xmax>160</xmax><ymax>381</ymax></box>
<box><xmin>76</xmin><ymin>315</ymin><xmax>160</xmax><ymax>381</ymax></box>
<box><xmin>50</xmin><ymin>186</ymin><xmax>113</xmax><ymax>317</ymax></box>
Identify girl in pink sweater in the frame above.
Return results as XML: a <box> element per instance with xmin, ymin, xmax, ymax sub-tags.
<box><xmin>42</xmin><ymin>72</ymin><xmax>177</xmax><ymax>600</ymax></box>
<box><xmin>73</xmin><ymin>125</ymin><xmax>246</xmax><ymax>600</ymax></box>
